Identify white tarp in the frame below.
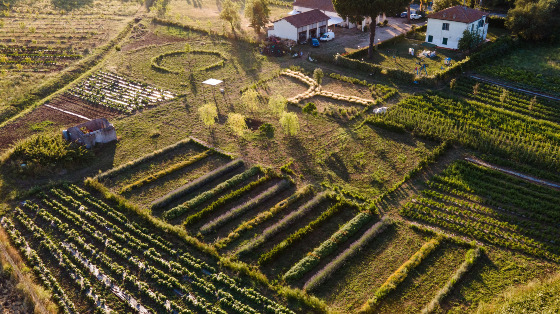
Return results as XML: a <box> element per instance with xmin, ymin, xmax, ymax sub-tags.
<box><xmin>202</xmin><ymin>79</ymin><xmax>223</xmax><ymax>86</ymax></box>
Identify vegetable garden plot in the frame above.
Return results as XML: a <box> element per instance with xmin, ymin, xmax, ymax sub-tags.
<box><xmin>3</xmin><ymin>184</ymin><xmax>296</xmax><ymax>314</ymax></box>
<box><xmin>0</xmin><ymin>46</ymin><xmax>81</xmax><ymax>71</ymax></box>
<box><xmin>69</xmin><ymin>71</ymin><xmax>176</xmax><ymax>113</ymax></box>
<box><xmin>0</xmin><ymin>15</ymin><xmax>130</xmax><ymax>55</ymax></box>
<box><xmin>452</xmin><ymin>78</ymin><xmax>560</xmax><ymax>123</ymax></box>
<box><xmin>400</xmin><ymin>160</ymin><xmax>560</xmax><ymax>262</ymax></box>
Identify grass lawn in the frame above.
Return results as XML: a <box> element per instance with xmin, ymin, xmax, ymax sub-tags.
<box><xmin>352</xmin><ymin>37</ymin><xmax>463</xmax><ymax>76</ymax></box>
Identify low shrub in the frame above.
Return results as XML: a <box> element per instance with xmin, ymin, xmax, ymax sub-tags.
<box><xmin>259</xmin><ymin>123</ymin><xmax>274</xmax><ymax>138</ymax></box>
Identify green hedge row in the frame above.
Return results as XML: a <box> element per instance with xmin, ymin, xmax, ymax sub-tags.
<box><xmin>283</xmin><ymin>212</ymin><xmax>373</xmax><ymax>282</ymax></box>
<box><xmin>151</xmin><ymin>49</ymin><xmax>227</xmax><ymax>74</ymax></box>
<box><xmin>119</xmin><ymin>149</ymin><xmax>213</xmax><ymax>193</ymax></box>
<box><xmin>161</xmin><ymin>165</ymin><xmax>261</xmax><ymax>220</ymax></box>
<box><xmin>151</xmin><ymin>159</ymin><xmax>244</xmax><ymax>210</ymax></box>
<box><xmin>181</xmin><ymin>173</ymin><xmax>275</xmax><ymax>225</ymax></box>
<box><xmin>258</xmin><ymin>201</ymin><xmax>347</xmax><ymax>265</ymax></box>
<box><xmin>360</xmin><ymin>236</ymin><xmax>443</xmax><ymax>313</ymax></box>
<box><xmin>214</xmin><ymin>185</ymin><xmax>315</xmax><ymax>249</ymax></box>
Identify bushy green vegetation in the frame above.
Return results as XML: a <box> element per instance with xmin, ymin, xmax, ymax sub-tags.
<box><xmin>2</xmin><ymin>133</ymin><xmax>92</xmax><ymax>175</ymax></box>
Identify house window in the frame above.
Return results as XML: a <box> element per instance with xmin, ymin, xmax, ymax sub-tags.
<box><xmin>478</xmin><ymin>19</ymin><xmax>484</xmax><ymax>27</ymax></box>
<box><xmin>442</xmin><ymin>23</ymin><xmax>450</xmax><ymax>30</ymax></box>
<box><xmin>427</xmin><ymin>35</ymin><xmax>433</xmax><ymax>42</ymax></box>
<box><xmin>442</xmin><ymin>37</ymin><xmax>448</xmax><ymax>45</ymax></box>
<box><xmin>471</xmin><ymin>24</ymin><xmax>474</xmax><ymax>31</ymax></box>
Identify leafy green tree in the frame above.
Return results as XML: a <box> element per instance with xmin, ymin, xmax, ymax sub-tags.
<box><xmin>333</xmin><ymin>0</ymin><xmax>410</xmax><ymax>58</ymax></box>
<box><xmin>506</xmin><ymin>0</ymin><xmax>560</xmax><ymax>41</ymax></box>
<box><xmin>244</xmin><ymin>0</ymin><xmax>270</xmax><ymax>33</ymax></box>
<box><xmin>268</xmin><ymin>95</ymin><xmax>287</xmax><ymax>117</ymax></box>
<box><xmin>220</xmin><ymin>0</ymin><xmax>241</xmax><ymax>33</ymax></box>
<box><xmin>150</xmin><ymin>0</ymin><xmax>170</xmax><ymax>17</ymax></box>
<box><xmin>458</xmin><ymin>29</ymin><xmax>483</xmax><ymax>51</ymax></box>
<box><xmin>227</xmin><ymin>113</ymin><xmax>248</xmax><ymax>136</ymax></box>
<box><xmin>433</xmin><ymin>0</ymin><xmax>461</xmax><ymax>11</ymax></box>
<box><xmin>313</xmin><ymin>68</ymin><xmax>324</xmax><ymax>85</ymax></box>
<box><xmin>198</xmin><ymin>103</ymin><xmax>218</xmax><ymax>128</ymax></box>
<box><xmin>279</xmin><ymin>112</ymin><xmax>299</xmax><ymax>136</ymax></box>
<box><xmin>240</xmin><ymin>88</ymin><xmax>260</xmax><ymax>113</ymax></box>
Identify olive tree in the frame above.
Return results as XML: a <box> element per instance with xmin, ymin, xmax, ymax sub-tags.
<box><xmin>240</xmin><ymin>88</ymin><xmax>260</xmax><ymax>113</ymax></box>
<box><xmin>220</xmin><ymin>0</ymin><xmax>241</xmax><ymax>33</ymax></box>
<box><xmin>227</xmin><ymin>113</ymin><xmax>248</xmax><ymax>136</ymax></box>
<box><xmin>245</xmin><ymin>0</ymin><xmax>270</xmax><ymax>33</ymax></box>
<box><xmin>268</xmin><ymin>95</ymin><xmax>287</xmax><ymax>117</ymax></box>
<box><xmin>279</xmin><ymin>112</ymin><xmax>299</xmax><ymax>136</ymax></box>
<box><xmin>198</xmin><ymin>103</ymin><xmax>218</xmax><ymax>128</ymax></box>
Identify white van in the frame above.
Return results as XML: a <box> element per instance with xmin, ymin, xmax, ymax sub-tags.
<box><xmin>319</xmin><ymin>32</ymin><xmax>335</xmax><ymax>42</ymax></box>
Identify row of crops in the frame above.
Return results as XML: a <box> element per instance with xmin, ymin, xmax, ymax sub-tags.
<box><xmin>69</xmin><ymin>71</ymin><xmax>176</xmax><ymax>113</ymax></box>
<box><xmin>0</xmin><ymin>46</ymin><xmax>81</xmax><ymax>69</ymax></box>
<box><xmin>367</xmin><ymin>93</ymin><xmax>560</xmax><ymax>170</ymax></box>
<box><xmin>3</xmin><ymin>183</ymin><xmax>295</xmax><ymax>314</ymax></box>
<box><xmin>401</xmin><ymin>160</ymin><xmax>560</xmax><ymax>262</ymax></box>
<box><xmin>452</xmin><ymin>78</ymin><xmax>560</xmax><ymax>124</ymax></box>
<box><xmin>477</xmin><ymin>64</ymin><xmax>560</xmax><ymax>96</ymax></box>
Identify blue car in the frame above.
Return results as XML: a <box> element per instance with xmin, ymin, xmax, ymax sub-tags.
<box><xmin>311</xmin><ymin>38</ymin><xmax>320</xmax><ymax>47</ymax></box>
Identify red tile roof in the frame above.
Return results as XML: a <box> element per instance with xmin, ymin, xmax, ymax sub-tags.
<box><xmin>427</xmin><ymin>6</ymin><xmax>488</xmax><ymax>23</ymax></box>
<box><xmin>280</xmin><ymin>9</ymin><xmax>330</xmax><ymax>28</ymax></box>
<box><xmin>293</xmin><ymin>0</ymin><xmax>335</xmax><ymax>12</ymax></box>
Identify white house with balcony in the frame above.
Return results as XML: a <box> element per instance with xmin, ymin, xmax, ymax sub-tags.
<box><xmin>268</xmin><ymin>9</ymin><xmax>330</xmax><ymax>42</ymax></box>
<box><xmin>425</xmin><ymin>6</ymin><xmax>488</xmax><ymax>49</ymax></box>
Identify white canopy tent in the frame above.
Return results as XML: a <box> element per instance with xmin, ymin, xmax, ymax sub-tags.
<box><xmin>328</xmin><ymin>16</ymin><xmax>344</xmax><ymax>26</ymax></box>
<box><xmin>202</xmin><ymin>78</ymin><xmax>226</xmax><ymax>103</ymax></box>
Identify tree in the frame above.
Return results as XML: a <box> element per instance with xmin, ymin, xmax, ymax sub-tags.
<box><xmin>150</xmin><ymin>0</ymin><xmax>170</xmax><ymax>17</ymax></box>
<box><xmin>240</xmin><ymin>88</ymin><xmax>260</xmax><ymax>113</ymax></box>
<box><xmin>220</xmin><ymin>0</ymin><xmax>241</xmax><ymax>33</ymax></box>
<box><xmin>506</xmin><ymin>0</ymin><xmax>560</xmax><ymax>41</ymax></box>
<box><xmin>245</xmin><ymin>0</ymin><xmax>270</xmax><ymax>33</ymax></box>
<box><xmin>227</xmin><ymin>113</ymin><xmax>248</xmax><ymax>136</ymax></box>
<box><xmin>313</xmin><ymin>68</ymin><xmax>324</xmax><ymax>85</ymax></box>
<box><xmin>333</xmin><ymin>0</ymin><xmax>409</xmax><ymax>59</ymax></box>
<box><xmin>457</xmin><ymin>29</ymin><xmax>483</xmax><ymax>51</ymax></box>
<box><xmin>432</xmin><ymin>0</ymin><xmax>461</xmax><ymax>11</ymax></box>
<box><xmin>279</xmin><ymin>112</ymin><xmax>299</xmax><ymax>136</ymax></box>
<box><xmin>198</xmin><ymin>103</ymin><xmax>218</xmax><ymax>128</ymax></box>
<box><xmin>268</xmin><ymin>95</ymin><xmax>287</xmax><ymax>117</ymax></box>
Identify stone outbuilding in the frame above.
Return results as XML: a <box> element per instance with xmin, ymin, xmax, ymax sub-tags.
<box><xmin>63</xmin><ymin>118</ymin><xmax>117</xmax><ymax>149</ymax></box>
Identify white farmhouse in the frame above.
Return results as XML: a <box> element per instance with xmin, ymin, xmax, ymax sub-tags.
<box><xmin>268</xmin><ymin>9</ymin><xmax>330</xmax><ymax>42</ymax></box>
<box><xmin>425</xmin><ymin>6</ymin><xmax>488</xmax><ymax>49</ymax></box>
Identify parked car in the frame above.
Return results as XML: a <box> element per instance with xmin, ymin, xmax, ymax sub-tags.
<box><xmin>410</xmin><ymin>13</ymin><xmax>422</xmax><ymax>20</ymax></box>
<box><xmin>319</xmin><ymin>32</ymin><xmax>335</xmax><ymax>41</ymax></box>
<box><xmin>401</xmin><ymin>10</ymin><xmax>417</xmax><ymax>18</ymax></box>
<box><xmin>311</xmin><ymin>38</ymin><xmax>320</xmax><ymax>47</ymax></box>
<box><xmin>400</xmin><ymin>12</ymin><xmax>407</xmax><ymax>17</ymax></box>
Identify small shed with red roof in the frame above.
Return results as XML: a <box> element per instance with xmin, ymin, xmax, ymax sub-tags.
<box><xmin>425</xmin><ymin>6</ymin><xmax>489</xmax><ymax>49</ymax></box>
<box><xmin>268</xmin><ymin>9</ymin><xmax>330</xmax><ymax>42</ymax></box>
